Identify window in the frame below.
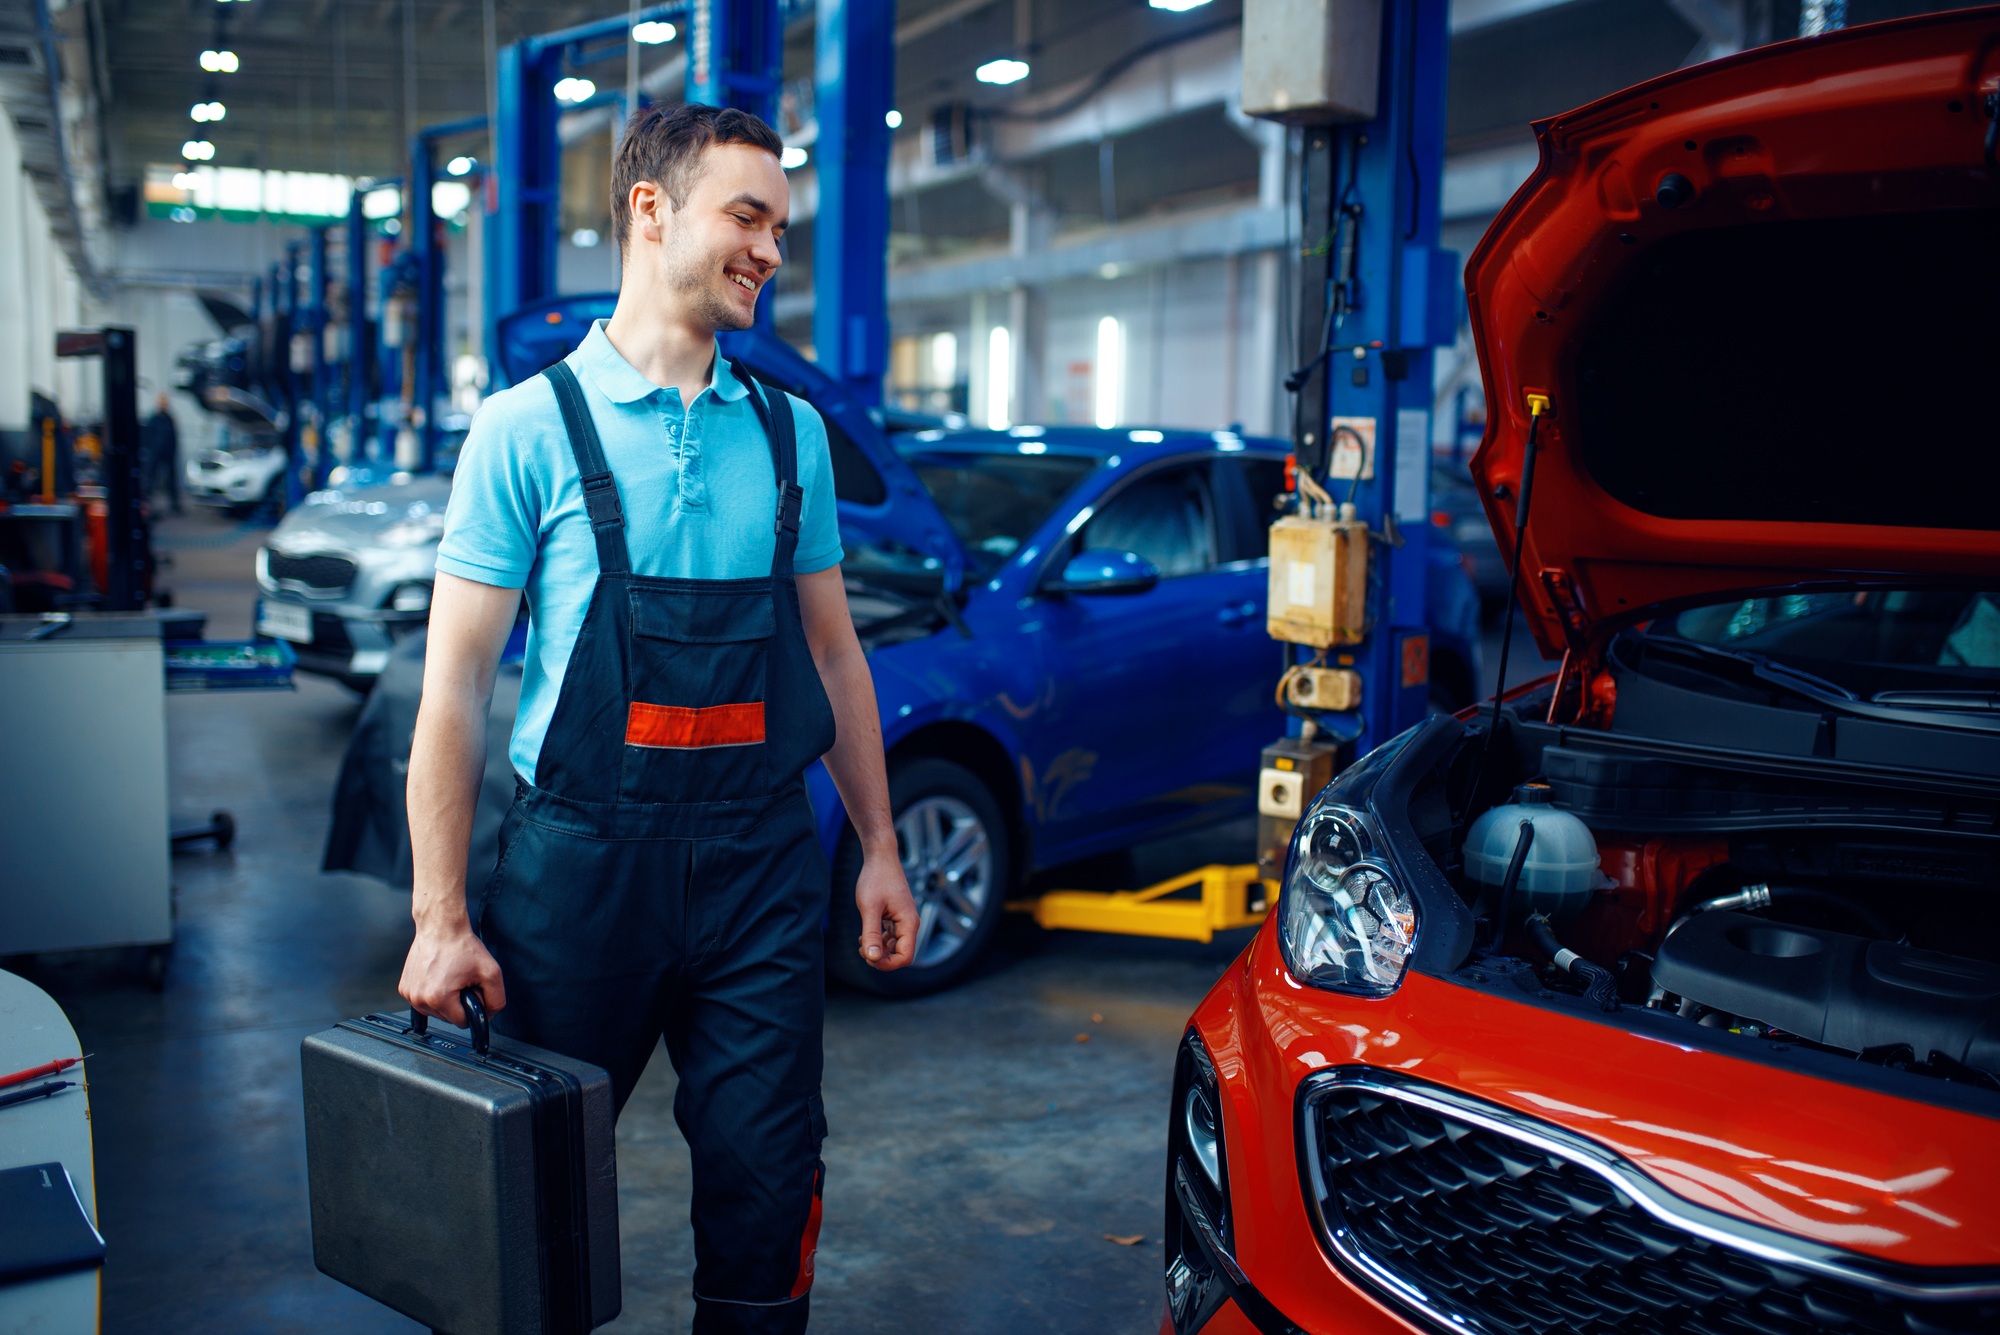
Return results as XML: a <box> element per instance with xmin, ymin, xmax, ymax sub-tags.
<box><xmin>823</xmin><ymin>416</ymin><xmax>887</xmax><ymax>506</ymax></box>
<box><xmin>1080</xmin><ymin>463</ymin><xmax>1218</xmax><ymax>578</ymax></box>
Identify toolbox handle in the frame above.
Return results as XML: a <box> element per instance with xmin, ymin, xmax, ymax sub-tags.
<box><xmin>408</xmin><ymin>989</ymin><xmax>491</xmax><ymax>1056</ymax></box>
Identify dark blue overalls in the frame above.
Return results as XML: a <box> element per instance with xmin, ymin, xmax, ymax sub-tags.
<box><xmin>479</xmin><ymin>360</ymin><xmax>837</xmax><ymax>1334</ymax></box>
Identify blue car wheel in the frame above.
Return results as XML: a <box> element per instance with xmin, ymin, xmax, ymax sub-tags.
<box><xmin>827</xmin><ymin>758</ymin><xmax>1012</xmax><ymax>997</ymax></box>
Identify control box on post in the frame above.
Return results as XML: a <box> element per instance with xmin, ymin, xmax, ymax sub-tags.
<box><xmin>1267</xmin><ymin>503</ymin><xmax>1369</xmax><ymax>648</ymax></box>
<box><xmin>1241</xmin><ymin>0</ymin><xmax>1381</xmax><ymax>124</ymax></box>
<box><xmin>1256</xmin><ymin>737</ymin><xmax>1344</xmax><ymax>880</ymax></box>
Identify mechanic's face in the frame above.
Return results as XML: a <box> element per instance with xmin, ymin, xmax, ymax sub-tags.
<box><xmin>647</xmin><ymin>143</ymin><xmax>788</xmax><ymax>334</ymax></box>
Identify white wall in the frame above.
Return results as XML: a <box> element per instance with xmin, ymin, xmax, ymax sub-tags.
<box><xmin>1020</xmin><ymin>254</ymin><xmax>1284</xmax><ymax>437</ymax></box>
<box><xmin>0</xmin><ymin>111</ymin><xmax>93</xmax><ymax>434</ymax></box>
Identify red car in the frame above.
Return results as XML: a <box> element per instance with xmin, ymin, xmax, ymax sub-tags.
<box><xmin>1164</xmin><ymin>11</ymin><xmax>2000</xmax><ymax>1335</ymax></box>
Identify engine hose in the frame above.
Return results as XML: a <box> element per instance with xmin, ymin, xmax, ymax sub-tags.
<box><xmin>1484</xmin><ymin>819</ymin><xmax>1535</xmax><ymax>948</ymax></box>
<box><xmin>1691</xmin><ymin>883</ymin><xmax>1895</xmax><ymax>940</ymax></box>
<box><xmin>1525</xmin><ymin>914</ymin><xmax>1620</xmax><ymax>1012</ymax></box>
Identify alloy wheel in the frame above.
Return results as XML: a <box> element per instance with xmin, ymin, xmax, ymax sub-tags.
<box><xmin>895</xmin><ymin>795</ymin><xmax>994</xmax><ymax>969</ymax></box>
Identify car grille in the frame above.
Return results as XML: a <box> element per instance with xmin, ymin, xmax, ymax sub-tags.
<box><xmin>265</xmin><ymin>549</ymin><xmax>357</xmax><ymax>593</ymax></box>
<box><xmin>1301</xmin><ymin>1072</ymin><xmax>2000</xmax><ymax>1335</ymax></box>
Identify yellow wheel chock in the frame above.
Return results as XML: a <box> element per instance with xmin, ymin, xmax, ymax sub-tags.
<box><xmin>1022</xmin><ymin>864</ymin><xmax>1273</xmax><ymax>943</ymax></box>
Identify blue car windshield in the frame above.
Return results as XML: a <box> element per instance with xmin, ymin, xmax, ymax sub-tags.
<box><xmin>902</xmin><ymin>451</ymin><xmax>1097</xmax><ymax>574</ymax></box>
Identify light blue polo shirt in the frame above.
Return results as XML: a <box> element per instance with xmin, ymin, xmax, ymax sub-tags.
<box><xmin>438</xmin><ymin>321</ymin><xmax>843</xmax><ymax>782</ymax></box>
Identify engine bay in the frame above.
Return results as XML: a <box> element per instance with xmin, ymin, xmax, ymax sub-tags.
<box><xmin>1430</xmin><ymin>693</ymin><xmax>2000</xmax><ymax>1098</ymax></box>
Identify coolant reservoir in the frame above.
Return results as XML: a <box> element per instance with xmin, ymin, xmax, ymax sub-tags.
<box><xmin>1463</xmin><ymin>783</ymin><xmax>1609</xmax><ymax>921</ymax></box>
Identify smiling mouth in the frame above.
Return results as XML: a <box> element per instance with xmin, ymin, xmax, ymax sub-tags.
<box><xmin>729</xmin><ymin>272</ymin><xmax>757</xmax><ymax>293</ymax></box>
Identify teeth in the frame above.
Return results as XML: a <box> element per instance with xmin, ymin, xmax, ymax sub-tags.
<box><xmin>731</xmin><ymin>273</ymin><xmax>754</xmax><ymax>291</ymax></box>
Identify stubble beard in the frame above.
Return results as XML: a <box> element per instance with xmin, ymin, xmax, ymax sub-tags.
<box><xmin>663</xmin><ymin>228</ymin><xmax>754</xmax><ymax>333</ymax></box>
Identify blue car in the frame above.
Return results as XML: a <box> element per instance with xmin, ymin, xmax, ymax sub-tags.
<box><xmin>325</xmin><ymin>297</ymin><xmax>1481</xmax><ymax>997</ymax></box>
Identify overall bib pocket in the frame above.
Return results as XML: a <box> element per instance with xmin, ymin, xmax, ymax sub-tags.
<box><xmin>621</xmin><ymin>581</ymin><xmax>776</xmax><ymax>803</ymax></box>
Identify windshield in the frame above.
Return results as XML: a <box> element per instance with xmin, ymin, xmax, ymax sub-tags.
<box><xmin>902</xmin><ymin>451</ymin><xmax>1097</xmax><ymax>574</ymax></box>
<box><xmin>1657</xmin><ymin>590</ymin><xmax>2000</xmax><ymax>697</ymax></box>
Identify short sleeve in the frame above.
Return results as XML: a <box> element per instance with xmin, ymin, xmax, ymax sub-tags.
<box><xmin>436</xmin><ymin>388</ymin><xmax>545</xmax><ymax>590</ymax></box>
<box><xmin>788</xmin><ymin>394</ymin><xmax>845</xmax><ymax>575</ymax></box>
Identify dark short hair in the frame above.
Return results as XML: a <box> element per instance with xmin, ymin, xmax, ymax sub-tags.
<box><xmin>610</xmin><ymin>103</ymin><xmax>784</xmax><ymax>250</ymax></box>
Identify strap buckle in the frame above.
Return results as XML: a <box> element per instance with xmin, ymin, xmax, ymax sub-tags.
<box><xmin>581</xmin><ymin>470</ymin><xmax>624</xmax><ymax>531</ymax></box>
<box><xmin>774</xmin><ymin>481</ymin><xmax>803</xmax><ymax>536</ymax></box>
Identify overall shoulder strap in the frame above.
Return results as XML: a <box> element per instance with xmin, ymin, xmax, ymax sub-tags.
<box><xmin>543</xmin><ymin>361</ymin><xmax>630</xmax><ymax>576</ymax></box>
<box><xmin>736</xmin><ymin>363</ymin><xmax>804</xmax><ymax>568</ymax></box>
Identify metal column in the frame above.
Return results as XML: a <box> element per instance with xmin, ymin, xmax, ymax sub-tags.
<box><xmin>410</xmin><ymin>116</ymin><xmax>487</xmax><ymax>472</ymax></box>
<box><xmin>812</xmin><ymin>0</ymin><xmax>892</xmax><ymax>404</ymax></box>
<box><xmin>487</xmin><ymin>7</ymin><xmax>683</xmax><ymax>374</ymax></box>
<box><xmin>1287</xmin><ymin>0</ymin><xmax>1456</xmax><ymax>751</ymax></box>
<box><xmin>685</xmin><ymin>0</ymin><xmax>782</xmax><ymax>125</ymax></box>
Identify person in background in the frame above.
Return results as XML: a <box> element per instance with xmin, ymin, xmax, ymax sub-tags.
<box><xmin>142</xmin><ymin>393</ymin><xmax>181</xmax><ymax>514</ymax></box>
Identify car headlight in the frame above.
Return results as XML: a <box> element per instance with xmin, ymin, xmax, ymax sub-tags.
<box><xmin>388</xmin><ymin>582</ymin><xmax>432</xmax><ymax>612</ymax></box>
<box><xmin>1278</xmin><ymin>800</ymin><xmax>1418</xmax><ymax>996</ymax></box>
<box><xmin>378</xmin><ymin>511</ymin><xmax>446</xmax><ymax>547</ymax></box>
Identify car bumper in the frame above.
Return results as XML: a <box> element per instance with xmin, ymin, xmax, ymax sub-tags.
<box><xmin>1169</xmin><ymin>918</ymin><xmax>2000</xmax><ymax>1335</ymax></box>
<box><xmin>255</xmin><ymin>593</ymin><xmax>424</xmax><ymax>685</ymax></box>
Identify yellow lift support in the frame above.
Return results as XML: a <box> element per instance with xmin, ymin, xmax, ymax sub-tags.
<box><xmin>1024</xmin><ymin>864</ymin><xmax>1274</xmax><ymax>943</ymax></box>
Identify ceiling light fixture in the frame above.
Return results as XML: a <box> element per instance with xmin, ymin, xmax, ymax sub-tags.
<box><xmin>885</xmin><ymin>109</ymin><xmax>903</xmax><ymax>129</ymax></box>
<box><xmin>780</xmin><ymin>145</ymin><xmax>808</xmax><ymax>169</ymax></box>
<box><xmin>198</xmin><ymin>49</ymin><xmax>239</xmax><ymax>73</ymax></box>
<box><xmin>446</xmin><ymin>156</ymin><xmax>475</xmax><ymax>176</ymax></box>
<box><xmin>191</xmin><ymin>101</ymin><xmax>226</xmax><ymax>122</ymax></box>
<box><xmin>182</xmin><ymin>139</ymin><xmax>216</xmax><ymax>161</ymax></box>
<box><xmin>632</xmin><ymin>20</ymin><xmax>675</xmax><ymax>44</ymax></box>
<box><xmin>553</xmin><ymin>76</ymin><xmax>597</xmax><ymax>104</ymax></box>
<box><xmin>975</xmin><ymin>58</ymin><xmax>1029</xmax><ymax>85</ymax></box>
<box><xmin>1149</xmin><ymin>0</ymin><xmax>1214</xmax><ymax>10</ymax></box>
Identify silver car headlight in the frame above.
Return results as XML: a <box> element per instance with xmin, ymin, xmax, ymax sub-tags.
<box><xmin>1278</xmin><ymin>800</ymin><xmax>1418</xmax><ymax>997</ymax></box>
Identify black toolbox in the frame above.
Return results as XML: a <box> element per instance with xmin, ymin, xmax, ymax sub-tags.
<box><xmin>300</xmin><ymin>992</ymin><xmax>620</xmax><ymax>1333</ymax></box>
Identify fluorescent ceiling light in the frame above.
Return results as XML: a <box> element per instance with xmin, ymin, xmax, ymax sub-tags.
<box><xmin>1149</xmin><ymin>0</ymin><xmax>1214</xmax><ymax>10</ymax></box>
<box><xmin>181</xmin><ymin>140</ymin><xmax>215</xmax><ymax>161</ymax></box>
<box><xmin>975</xmin><ymin>58</ymin><xmax>1029</xmax><ymax>85</ymax></box>
<box><xmin>780</xmin><ymin>145</ymin><xmax>808</xmax><ymax>169</ymax></box>
<box><xmin>199</xmin><ymin>49</ymin><xmax>239</xmax><ymax>73</ymax></box>
<box><xmin>885</xmin><ymin>109</ymin><xmax>903</xmax><ymax>129</ymax></box>
<box><xmin>632</xmin><ymin>20</ymin><xmax>676</xmax><ymax>43</ymax></box>
<box><xmin>446</xmin><ymin>156</ymin><xmax>475</xmax><ymax>176</ymax></box>
<box><xmin>191</xmin><ymin>101</ymin><xmax>226</xmax><ymax>122</ymax></box>
<box><xmin>553</xmin><ymin>77</ymin><xmax>597</xmax><ymax>104</ymax></box>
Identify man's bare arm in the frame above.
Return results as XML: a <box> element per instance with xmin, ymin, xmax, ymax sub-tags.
<box><xmin>797</xmin><ymin>566</ymin><xmax>919</xmax><ymax>970</ymax></box>
<box><xmin>398</xmin><ymin>571</ymin><xmax>522</xmax><ymax>1024</ymax></box>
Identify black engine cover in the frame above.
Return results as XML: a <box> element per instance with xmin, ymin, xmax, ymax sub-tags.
<box><xmin>1653</xmin><ymin>911</ymin><xmax>2000</xmax><ymax>1074</ymax></box>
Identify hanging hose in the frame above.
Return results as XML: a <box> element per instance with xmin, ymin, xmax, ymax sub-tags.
<box><xmin>1525</xmin><ymin>914</ymin><xmax>1619</xmax><ymax>1011</ymax></box>
<box><xmin>1482</xmin><ymin>819</ymin><xmax>1534</xmax><ymax>949</ymax></box>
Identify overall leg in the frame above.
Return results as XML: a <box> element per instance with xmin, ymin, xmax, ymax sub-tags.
<box><xmin>479</xmin><ymin>799</ymin><xmax>688</xmax><ymax>1111</ymax></box>
<box><xmin>666</xmin><ymin>799</ymin><xmax>830</xmax><ymax>1335</ymax></box>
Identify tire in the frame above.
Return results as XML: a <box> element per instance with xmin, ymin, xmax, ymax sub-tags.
<box><xmin>827</xmin><ymin>758</ymin><xmax>1011</xmax><ymax>998</ymax></box>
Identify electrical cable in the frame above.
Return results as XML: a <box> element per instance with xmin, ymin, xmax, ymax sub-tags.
<box><xmin>982</xmin><ymin>15</ymin><xmax>1237</xmax><ymax>122</ymax></box>
<box><xmin>1462</xmin><ymin>398</ymin><xmax>1547</xmax><ymax>818</ymax></box>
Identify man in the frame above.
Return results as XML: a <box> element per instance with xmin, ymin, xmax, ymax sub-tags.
<box><xmin>398</xmin><ymin>104</ymin><xmax>919</xmax><ymax>1334</ymax></box>
<box><xmin>141</xmin><ymin>392</ymin><xmax>181</xmax><ymax>514</ymax></box>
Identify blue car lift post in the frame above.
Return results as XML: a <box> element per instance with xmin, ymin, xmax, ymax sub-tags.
<box><xmin>1035</xmin><ymin>0</ymin><xmax>1455</xmax><ymax>942</ymax></box>
<box><xmin>406</xmin><ymin>114</ymin><xmax>488</xmax><ymax>473</ymax></box>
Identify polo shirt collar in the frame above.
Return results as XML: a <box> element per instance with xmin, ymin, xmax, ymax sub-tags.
<box><xmin>574</xmin><ymin>320</ymin><xmax>749</xmax><ymax>406</ymax></box>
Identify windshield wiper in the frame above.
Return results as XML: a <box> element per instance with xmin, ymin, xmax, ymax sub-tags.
<box><xmin>1646</xmin><ymin>636</ymin><xmax>2000</xmax><ymax>734</ymax></box>
<box><xmin>1870</xmin><ymin>690</ymin><xmax>2000</xmax><ymax>712</ymax></box>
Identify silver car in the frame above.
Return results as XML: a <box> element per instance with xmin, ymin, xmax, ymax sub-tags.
<box><xmin>254</xmin><ymin>471</ymin><xmax>448</xmax><ymax>689</ymax></box>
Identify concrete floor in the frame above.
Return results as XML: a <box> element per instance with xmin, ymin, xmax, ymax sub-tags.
<box><xmin>15</xmin><ymin>509</ymin><xmax>1280</xmax><ymax>1334</ymax></box>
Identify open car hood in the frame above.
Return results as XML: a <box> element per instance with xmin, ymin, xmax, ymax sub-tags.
<box><xmin>1466</xmin><ymin>8</ymin><xmax>2000</xmax><ymax>656</ymax></box>
<box><xmin>493</xmin><ymin>294</ymin><xmax>969</xmax><ymax>587</ymax></box>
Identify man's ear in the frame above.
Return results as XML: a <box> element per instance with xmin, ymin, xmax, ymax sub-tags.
<box><xmin>628</xmin><ymin>180</ymin><xmax>666</xmax><ymax>246</ymax></box>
